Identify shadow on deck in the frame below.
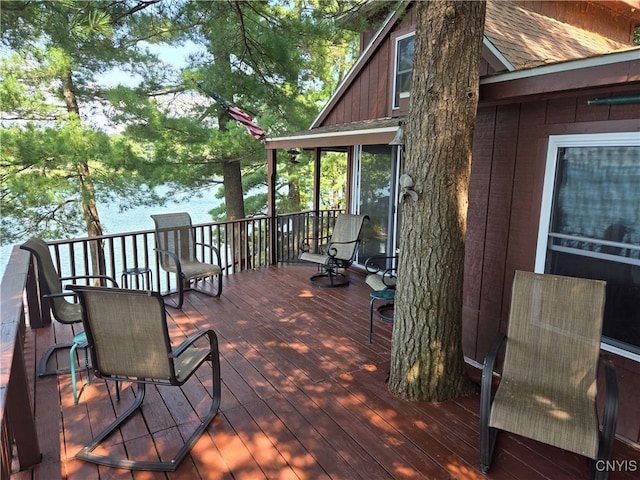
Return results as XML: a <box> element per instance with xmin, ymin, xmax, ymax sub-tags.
<box><xmin>15</xmin><ymin>264</ymin><xmax>640</xmax><ymax>479</ymax></box>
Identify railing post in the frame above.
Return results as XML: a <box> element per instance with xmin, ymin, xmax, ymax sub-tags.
<box><xmin>1</xmin><ymin>247</ymin><xmax>41</xmax><ymax>476</ymax></box>
<box><xmin>7</xmin><ymin>324</ymin><xmax>41</xmax><ymax>470</ymax></box>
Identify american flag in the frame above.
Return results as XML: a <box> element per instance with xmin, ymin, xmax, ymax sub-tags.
<box><xmin>225</xmin><ymin>103</ymin><xmax>266</xmax><ymax>141</ymax></box>
<box><xmin>199</xmin><ymin>85</ymin><xmax>266</xmax><ymax>141</ymax></box>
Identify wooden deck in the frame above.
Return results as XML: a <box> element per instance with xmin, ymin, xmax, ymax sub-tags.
<box><xmin>14</xmin><ymin>264</ymin><xmax>640</xmax><ymax>480</ymax></box>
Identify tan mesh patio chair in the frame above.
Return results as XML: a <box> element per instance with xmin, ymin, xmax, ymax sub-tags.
<box><xmin>480</xmin><ymin>271</ymin><xmax>618</xmax><ymax>480</ymax></box>
<box><xmin>151</xmin><ymin>212</ymin><xmax>222</xmax><ymax>309</ymax></box>
<box><xmin>20</xmin><ymin>238</ymin><xmax>118</xmax><ymax>378</ymax></box>
<box><xmin>68</xmin><ymin>285</ymin><xmax>222</xmax><ymax>472</ymax></box>
<box><xmin>299</xmin><ymin>213</ymin><xmax>368</xmax><ymax>287</ymax></box>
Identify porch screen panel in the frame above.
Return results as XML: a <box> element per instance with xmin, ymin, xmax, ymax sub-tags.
<box><xmin>546</xmin><ymin>145</ymin><xmax>640</xmax><ymax>353</ymax></box>
<box><xmin>357</xmin><ymin>145</ymin><xmax>394</xmax><ymax>262</ymax></box>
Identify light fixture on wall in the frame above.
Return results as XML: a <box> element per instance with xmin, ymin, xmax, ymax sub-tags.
<box><xmin>399</xmin><ymin>174</ymin><xmax>418</xmax><ymax>202</ymax></box>
<box><xmin>287</xmin><ymin>149</ymin><xmax>300</xmax><ymax>164</ymax></box>
<box><xmin>389</xmin><ymin>122</ymin><xmax>404</xmax><ymax>147</ymax></box>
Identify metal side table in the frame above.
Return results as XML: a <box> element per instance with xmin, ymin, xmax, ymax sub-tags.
<box><xmin>368</xmin><ymin>289</ymin><xmax>395</xmax><ymax>343</ymax></box>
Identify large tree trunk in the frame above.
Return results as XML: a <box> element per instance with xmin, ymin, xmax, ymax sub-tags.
<box><xmin>388</xmin><ymin>1</ymin><xmax>486</xmax><ymax>402</ymax></box>
<box><xmin>62</xmin><ymin>71</ymin><xmax>105</xmax><ymax>276</ymax></box>
<box><xmin>222</xmin><ymin>159</ymin><xmax>246</xmax><ymax>220</ymax></box>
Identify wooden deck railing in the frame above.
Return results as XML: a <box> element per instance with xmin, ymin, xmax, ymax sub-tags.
<box><xmin>1</xmin><ymin>247</ymin><xmax>41</xmax><ymax>480</ymax></box>
<box><xmin>0</xmin><ymin>209</ymin><xmax>342</xmax><ymax>476</ymax></box>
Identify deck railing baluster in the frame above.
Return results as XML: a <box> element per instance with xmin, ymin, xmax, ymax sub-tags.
<box><xmin>1</xmin><ymin>210</ymin><xmax>342</xmax><ymax>476</ymax></box>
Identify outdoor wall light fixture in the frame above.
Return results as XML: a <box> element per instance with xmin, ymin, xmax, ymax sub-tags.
<box><xmin>399</xmin><ymin>174</ymin><xmax>418</xmax><ymax>202</ymax></box>
<box><xmin>287</xmin><ymin>149</ymin><xmax>300</xmax><ymax>164</ymax></box>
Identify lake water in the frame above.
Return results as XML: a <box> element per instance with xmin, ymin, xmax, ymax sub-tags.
<box><xmin>0</xmin><ymin>185</ymin><xmax>222</xmax><ymax>275</ymax></box>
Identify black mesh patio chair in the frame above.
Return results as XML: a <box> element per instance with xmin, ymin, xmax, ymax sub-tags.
<box><xmin>299</xmin><ymin>213</ymin><xmax>368</xmax><ymax>287</ymax></box>
<box><xmin>151</xmin><ymin>212</ymin><xmax>222</xmax><ymax>309</ymax></box>
<box><xmin>20</xmin><ymin>237</ymin><xmax>118</xmax><ymax>378</ymax></box>
<box><xmin>480</xmin><ymin>271</ymin><xmax>618</xmax><ymax>480</ymax></box>
<box><xmin>68</xmin><ymin>285</ymin><xmax>222</xmax><ymax>472</ymax></box>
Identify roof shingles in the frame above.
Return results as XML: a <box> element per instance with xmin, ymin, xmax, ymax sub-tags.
<box><xmin>485</xmin><ymin>0</ymin><xmax>632</xmax><ymax>70</ymax></box>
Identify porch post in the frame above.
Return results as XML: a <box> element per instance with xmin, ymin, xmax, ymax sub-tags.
<box><xmin>313</xmin><ymin>148</ymin><xmax>321</xmax><ymax>215</ymax></box>
<box><xmin>266</xmin><ymin>148</ymin><xmax>278</xmax><ymax>265</ymax></box>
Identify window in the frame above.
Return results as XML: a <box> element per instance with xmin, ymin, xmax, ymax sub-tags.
<box><xmin>393</xmin><ymin>33</ymin><xmax>415</xmax><ymax>110</ymax></box>
<box><xmin>536</xmin><ymin>133</ymin><xmax>640</xmax><ymax>360</ymax></box>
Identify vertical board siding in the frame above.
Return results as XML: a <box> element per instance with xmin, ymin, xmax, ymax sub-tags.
<box><xmin>467</xmin><ymin>89</ymin><xmax>640</xmax><ymax>442</ymax></box>
<box><xmin>463</xmin><ymin>106</ymin><xmax>497</xmax><ymax>359</ymax></box>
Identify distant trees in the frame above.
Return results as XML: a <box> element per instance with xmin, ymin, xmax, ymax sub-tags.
<box><xmin>0</xmin><ymin>0</ymin><xmax>360</xmax><ymax>248</ymax></box>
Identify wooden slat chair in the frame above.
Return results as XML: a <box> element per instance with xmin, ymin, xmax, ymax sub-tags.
<box><xmin>151</xmin><ymin>212</ymin><xmax>222</xmax><ymax>309</ymax></box>
<box><xmin>480</xmin><ymin>271</ymin><xmax>618</xmax><ymax>480</ymax></box>
<box><xmin>68</xmin><ymin>285</ymin><xmax>222</xmax><ymax>472</ymax></box>
<box><xmin>20</xmin><ymin>238</ymin><xmax>118</xmax><ymax>386</ymax></box>
<box><xmin>299</xmin><ymin>213</ymin><xmax>368</xmax><ymax>287</ymax></box>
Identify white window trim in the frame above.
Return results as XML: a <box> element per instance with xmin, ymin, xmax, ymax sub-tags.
<box><xmin>535</xmin><ymin>131</ymin><xmax>640</xmax><ymax>362</ymax></box>
<box><xmin>351</xmin><ymin>145</ymin><xmax>362</xmax><ymax>215</ymax></box>
<box><xmin>392</xmin><ymin>32</ymin><xmax>415</xmax><ymax>110</ymax></box>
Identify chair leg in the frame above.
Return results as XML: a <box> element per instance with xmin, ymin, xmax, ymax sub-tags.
<box><xmin>191</xmin><ymin>275</ymin><xmax>223</xmax><ymax>299</ymax></box>
<box><xmin>38</xmin><ymin>343</ymin><xmax>75</xmax><ymax>377</ymax></box>
<box><xmin>160</xmin><ymin>274</ymin><xmax>185</xmax><ymax>309</ymax></box>
<box><xmin>70</xmin><ymin>332</ymin><xmax>89</xmax><ymax>405</ymax></box>
<box><xmin>75</xmin><ymin>353</ymin><xmax>222</xmax><ymax>471</ymax></box>
<box><xmin>70</xmin><ymin>343</ymin><xmax>79</xmax><ymax>405</ymax></box>
<box><xmin>368</xmin><ymin>296</ymin><xmax>375</xmax><ymax>343</ymax></box>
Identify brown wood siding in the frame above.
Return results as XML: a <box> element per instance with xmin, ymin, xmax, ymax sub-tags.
<box><xmin>464</xmin><ymin>87</ymin><xmax>640</xmax><ymax>442</ymax></box>
<box><xmin>317</xmin><ymin>5</ymin><xmax>413</xmax><ymax>128</ymax></box>
<box><xmin>321</xmin><ymin>39</ymin><xmax>392</xmax><ymax>127</ymax></box>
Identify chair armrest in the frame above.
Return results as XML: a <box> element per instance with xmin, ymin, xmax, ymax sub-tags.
<box><xmin>326</xmin><ymin>239</ymin><xmax>358</xmax><ymax>258</ymax></box>
<box><xmin>299</xmin><ymin>241</ymin><xmax>311</xmax><ymax>254</ymax></box>
<box><xmin>154</xmin><ymin>247</ymin><xmax>183</xmax><ymax>272</ymax></box>
<box><xmin>46</xmin><ymin>275</ymin><xmax>119</xmax><ymax>302</ymax></box>
<box><xmin>298</xmin><ymin>241</ymin><xmax>327</xmax><ymax>256</ymax></box>
<box><xmin>170</xmin><ymin>328</ymin><xmax>219</xmax><ymax>359</ymax></box>
<box><xmin>598</xmin><ymin>354</ymin><xmax>618</xmax><ymax>462</ymax></box>
<box><xmin>365</xmin><ymin>255</ymin><xmax>397</xmax><ymax>273</ymax></box>
<box><xmin>60</xmin><ymin>274</ymin><xmax>119</xmax><ymax>287</ymax></box>
<box><xmin>480</xmin><ymin>331</ymin><xmax>506</xmax><ymax>472</ymax></box>
<box><xmin>43</xmin><ymin>291</ymin><xmax>76</xmax><ymax>300</ymax></box>
<box><xmin>195</xmin><ymin>242</ymin><xmax>222</xmax><ymax>266</ymax></box>
<box><xmin>480</xmin><ymin>333</ymin><xmax>507</xmax><ymax>410</ymax></box>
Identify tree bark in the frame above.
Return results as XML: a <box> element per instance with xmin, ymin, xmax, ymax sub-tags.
<box><xmin>388</xmin><ymin>1</ymin><xmax>486</xmax><ymax>402</ymax></box>
<box><xmin>222</xmin><ymin>159</ymin><xmax>246</xmax><ymax>220</ymax></box>
<box><xmin>62</xmin><ymin>70</ymin><xmax>105</xmax><ymax>277</ymax></box>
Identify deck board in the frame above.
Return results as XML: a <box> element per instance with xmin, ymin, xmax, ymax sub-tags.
<box><xmin>14</xmin><ymin>263</ymin><xmax>640</xmax><ymax>479</ymax></box>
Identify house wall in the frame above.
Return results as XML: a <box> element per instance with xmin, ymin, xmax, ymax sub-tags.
<box><xmin>463</xmin><ymin>85</ymin><xmax>640</xmax><ymax>443</ymax></box>
<box><xmin>319</xmin><ymin>5</ymin><xmax>415</xmax><ymax>127</ymax></box>
<box><xmin>322</xmin><ymin>37</ymin><xmax>393</xmax><ymax>126</ymax></box>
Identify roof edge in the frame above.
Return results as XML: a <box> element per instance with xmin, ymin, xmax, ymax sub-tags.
<box><xmin>480</xmin><ymin>48</ymin><xmax>640</xmax><ymax>85</ymax></box>
<box><xmin>310</xmin><ymin>1</ymin><xmax>406</xmax><ymax>129</ymax></box>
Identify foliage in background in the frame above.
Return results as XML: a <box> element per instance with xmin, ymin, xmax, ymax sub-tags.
<box><xmin>0</xmin><ymin>0</ymin><xmax>366</xmax><ymax>244</ymax></box>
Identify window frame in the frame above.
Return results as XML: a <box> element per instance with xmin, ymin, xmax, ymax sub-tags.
<box><xmin>392</xmin><ymin>32</ymin><xmax>415</xmax><ymax>111</ymax></box>
<box><xmin>535</xmin><ymin>131</ymin><xmax>640</xmax><ymax>362</ymax></box>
